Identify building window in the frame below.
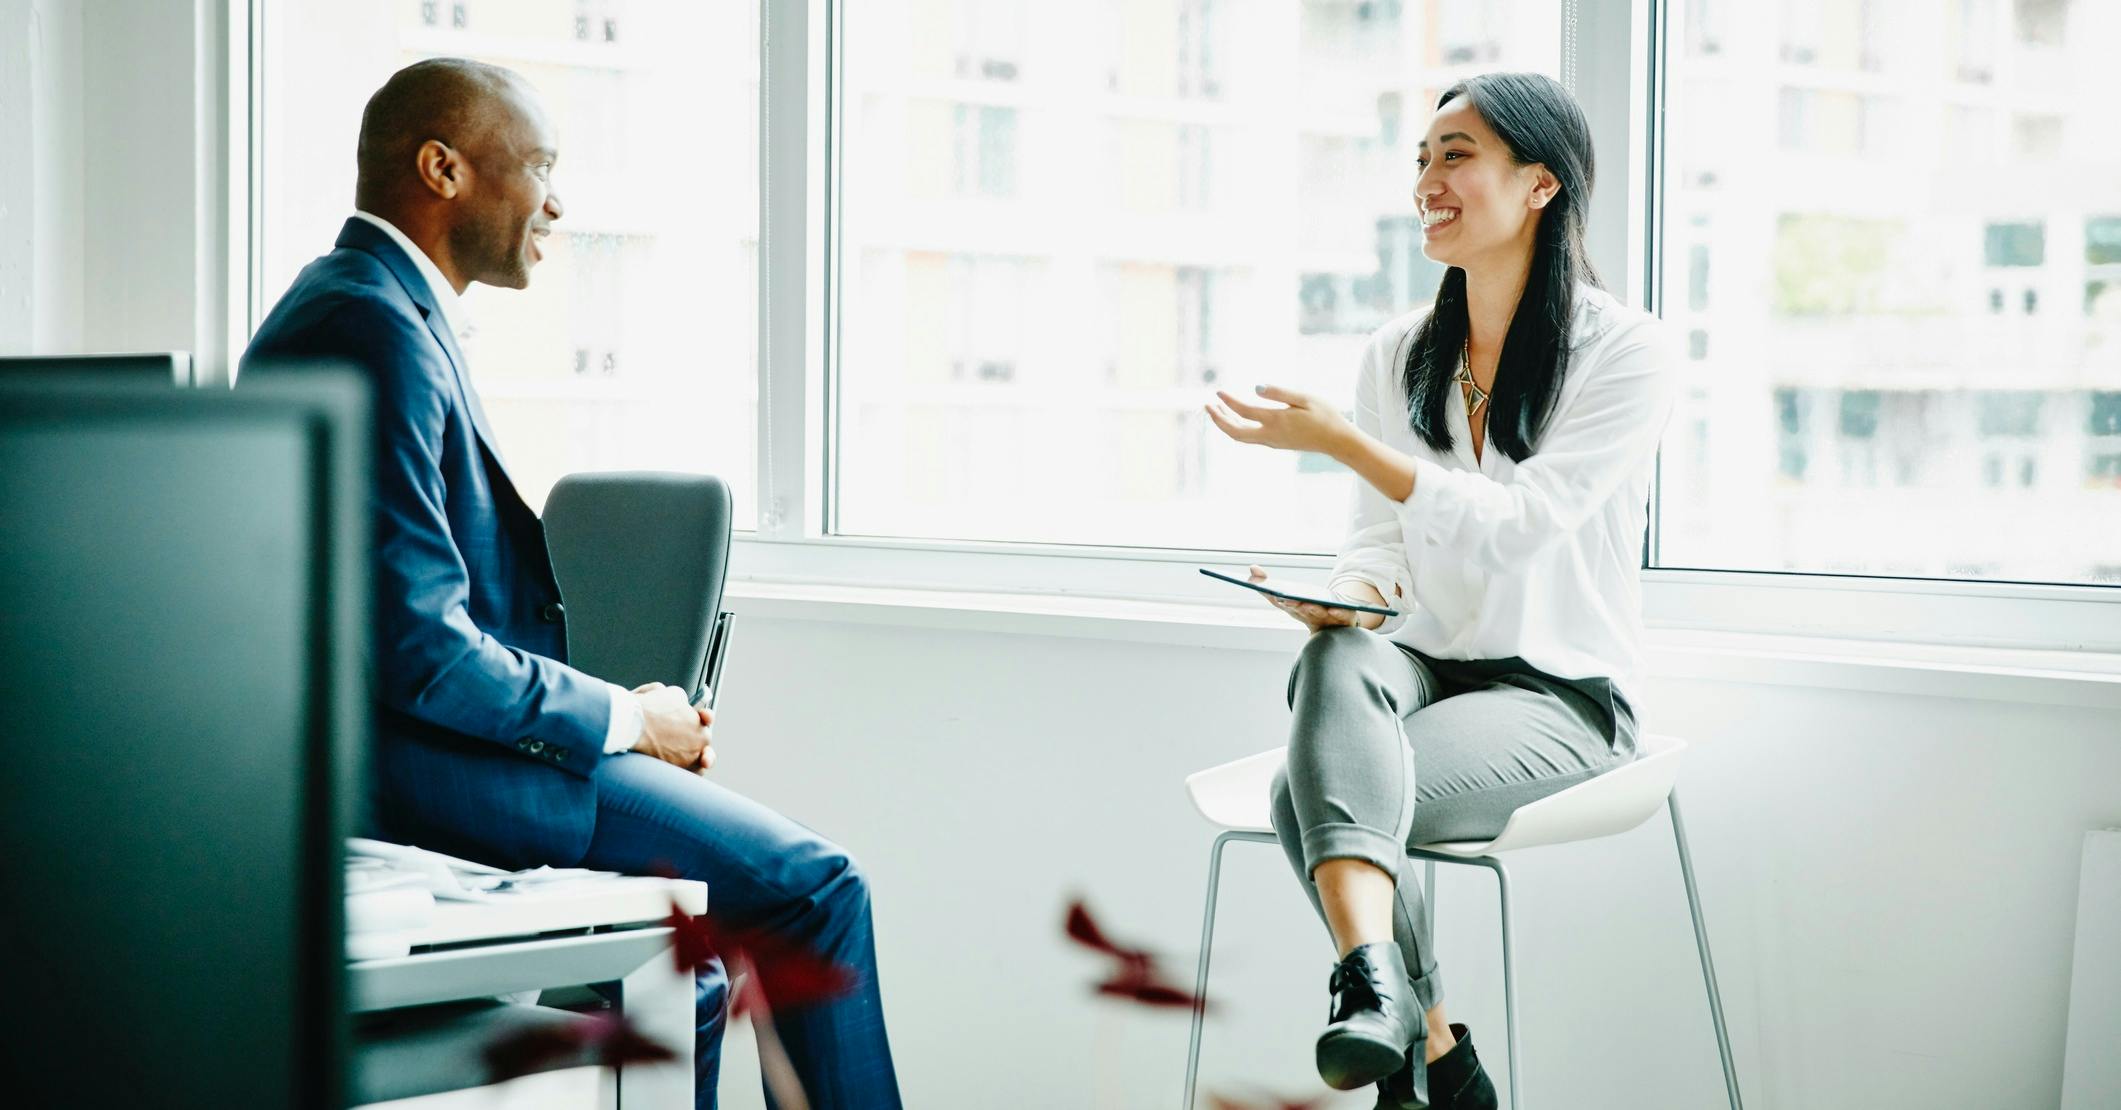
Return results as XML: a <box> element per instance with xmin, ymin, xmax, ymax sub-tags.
<box><xmin>2086</xmin><ymin>216</ymin><xmax>2121</xmax><ymax>265</ymax></box>
<box><xmin>1984</xmin><ymin>221</ymin><xmax>2045</xmax><ymax>267</ymax></box>
<box><xmin>954</xmin><ymin>105</ymin><xmax>1018</xmax><ymax>198</ymax></box>
<box><xmin>2089</xmin><ymin>393</ymin><xmax>2121</xmax><ymax>437</ymax></box>
<box><xmin>1948</xmin><ymin>0</ymin><xmax>1998</xmax><ymax>83</ymax></box>
<box><xmin>954</xmin><ymin>0</ymin><xmax>1026</xmax><ymax>81</ymax></box>
<box><xmin>2014</xmin><ymin>0</ymin><xmax>2068</xmax><ymax>46</ymax></box>
<box><xmin>1685</xmin><ymin>0</ymin><xmax>1725</xmax><ymax>55</ymax></box>
<box><xmin>1839</xmin><ymin>390</ymin><xmax>1882</xmax><ymax>439</ymax></box>
<box><xmin>2012</xmin><ymin>113</ymin><xmax>2064</xmax><ymax>159</ymax></box>
<box><xmin>1977</xmin><ymin>391</ymin><xmax>2043</xmax><ymax>438</ymax></box>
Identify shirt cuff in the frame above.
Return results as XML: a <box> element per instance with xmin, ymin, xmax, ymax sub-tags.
<box><xmin>602</xmin><ymin>681</ymin><xmax>644</xmax><ymax>755</ymax></box>
<box><xmin>1395</xmin><ymin>454</ymin><xmax>1456</xmax><ymax>538</ymax></box>
<box><xmin>1329</xmin><ymin>570</ymin><xmax>1411</xmax><ymax>636</ymax></box>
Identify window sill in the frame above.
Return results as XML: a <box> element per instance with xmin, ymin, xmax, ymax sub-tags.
<box><xmin>725</xmin><ymin>579</ymin><xmax>2121</xmax><ymax>710</ymax></box>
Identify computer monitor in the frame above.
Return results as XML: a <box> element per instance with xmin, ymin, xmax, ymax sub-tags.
<box><xmin>0</xmin><ymin>351</ymin><xmax>196</xmax><ymax>386</ymax></box>
<box><xmin>0</xmin><ymin>371</ymin><xmax>368</xmax><ymax>1105</ymax></box>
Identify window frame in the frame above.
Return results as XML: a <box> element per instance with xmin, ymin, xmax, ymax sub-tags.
<box><xmin>238</xmin><ymin>0</ymin><xmax>2121</xmax><ymax>653</ymax></box>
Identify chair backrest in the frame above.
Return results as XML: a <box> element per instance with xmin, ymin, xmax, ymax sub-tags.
<box><xmin>543</xmin><ymin>471</ymin><xmax>732</xmax><ymax>695</ymax></box>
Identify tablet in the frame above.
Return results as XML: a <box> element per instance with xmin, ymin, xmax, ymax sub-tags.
<box><xmin>1198</xmin><ymin>568</ymin><xmax>1400</xmax><ymax>617</ymax></box>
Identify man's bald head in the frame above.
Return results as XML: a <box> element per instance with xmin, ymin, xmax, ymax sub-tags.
<box><xmin>349</xmin><ymin>57</ymin><xmax>563</xmax><ymax>292</ymax></box>
<box><xmin>354</xmin><ymin>57</ymin><xmax>529</xmax><ymax>210</ymax></box>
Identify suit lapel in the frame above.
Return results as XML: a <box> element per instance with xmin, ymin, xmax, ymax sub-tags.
<box><xmin>336</xmin><ymin>219</ymin><xmax>520</xmax><ymax>491</ymax></box>
<box><xmin>421</xmin><ymin>311</ymin><xmax>514</xmax><ymax>476</ymax></box>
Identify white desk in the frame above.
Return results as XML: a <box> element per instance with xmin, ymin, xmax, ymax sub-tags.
<box><xmin>349</xmin><ymin>877</ymin><xmax>706</xmax><ymax>1109</ymax></box>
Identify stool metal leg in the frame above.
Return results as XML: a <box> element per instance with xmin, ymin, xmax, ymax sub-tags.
<box><xmin>1669</xmin><ymin>791</ymin><xmax>1744</xmax><ymax>1110</ymax></box>
<box><xmin>1424</xmin><ymin>859</ymin><xmax>1437</xmax><ymax>936</ymax></box>
<box><xmin>1184</xmin><ymin>830</ymin><xmax>1276</xmax><ymax>1110</ymax></box>
<box><xmin>1486</xmin><ymin>857</ymin><xmax>1522</xmax><ymax>1110</ymax></box>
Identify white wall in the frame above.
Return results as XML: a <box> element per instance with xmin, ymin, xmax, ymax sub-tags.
<box><xmin>0</xmin><ymin>0</ymin><xmax>236</xmax><ymax>373</ymax></box>
<box><xmin>699</xmin><ymin>609</ymin><xmax>2120</xmax><ymax>1109</ymax></box>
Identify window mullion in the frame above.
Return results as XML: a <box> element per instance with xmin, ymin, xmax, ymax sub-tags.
<box><xmin>758</xmin><ymin>0</ymin><xmax>830</xmax><ymax>541</ymax></box>
<box><xmin>1569</xmin><ymin>0</ymin><xmax>1656</xmax><ymax>307</ymax></box>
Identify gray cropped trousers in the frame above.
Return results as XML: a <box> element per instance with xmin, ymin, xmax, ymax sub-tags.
<box><xmin>1267</xmin><ymin>625</ymin><xmax>1638</xmax><ymax>1012</ymax></box>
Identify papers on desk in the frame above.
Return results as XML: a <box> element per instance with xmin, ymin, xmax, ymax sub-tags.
<box><xmin>348</xmin><ymin>837</ymin><xmax>620</xmax><ymax>902</ymax></box>
<box><xmin>345</xmin><ymin>866</ymin><xmax>435</xmax><ymax>960</ymax></box>
<box><xmin>345</xmin><ymin>838</ymin><xmax>625</xmax><ymax>960</ymax></box>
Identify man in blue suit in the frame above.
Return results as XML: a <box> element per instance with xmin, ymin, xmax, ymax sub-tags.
<box><xmin>242</xmin><ymin>58</ymin><xmax>901</xmax><ymax>1109</ymax></box>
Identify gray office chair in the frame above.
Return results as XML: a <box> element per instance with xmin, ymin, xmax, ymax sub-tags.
<box><xmin>543</xmin><ymin>471</ymin><xmax>736</xmax><ymax>700</ymax></box>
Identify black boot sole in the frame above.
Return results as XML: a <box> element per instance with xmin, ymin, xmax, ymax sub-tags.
<box><xmin>1316</xmin><ymin>1027</ymin><xmax>1415</xmax><ymax>1090</ymax></box>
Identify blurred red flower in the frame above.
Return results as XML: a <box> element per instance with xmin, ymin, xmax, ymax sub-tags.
<box><xmin>665</xmin><ymin>901</ymin><xmax>856</xmax><ymax>1017</ymax></box>
<box><xmin>1064</xmin><ymin>898</ymin><xmax>1211</xmax><ymax>1014</ymax></box>
<box><xmin>483</xmin><ymin>1011</ymin><xmax>675</xmax><ymax>1083</ymax></box>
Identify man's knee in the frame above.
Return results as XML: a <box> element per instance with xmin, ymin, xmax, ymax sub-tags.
<box><xmin>810</xmin><ymin>848</ymin><xmax>871</xmax><ymax>916</ymax></box>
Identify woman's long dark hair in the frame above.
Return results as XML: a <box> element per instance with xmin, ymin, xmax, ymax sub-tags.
<box><xmin>1405</xmin><ymin>72</ymin><xmax>1600</xmax><ymax>462</ymax></box>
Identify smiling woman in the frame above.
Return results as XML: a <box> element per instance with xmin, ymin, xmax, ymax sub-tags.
<box><xmin>1206</xmin><ymin>71</ymin><xmax>1672</xmax><ymax>1108</ymax></box>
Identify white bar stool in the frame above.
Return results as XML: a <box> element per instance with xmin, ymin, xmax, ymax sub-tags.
<box><xmin>1179</xmin><ymin>733</ymin><xmax>1743</xmax><ymax>1110</ymax></box>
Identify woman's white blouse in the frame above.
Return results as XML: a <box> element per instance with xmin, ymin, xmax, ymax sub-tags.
<box><xmin>1327</xmin><ymin>285</ymin><xmax>1680</xmax><ymax>705</ymax></box>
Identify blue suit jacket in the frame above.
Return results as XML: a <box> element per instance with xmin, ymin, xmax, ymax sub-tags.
<box><xmin>243</xmin><ymin>217</ymin><xmax>612</xmax><ymax>866</ymax></box>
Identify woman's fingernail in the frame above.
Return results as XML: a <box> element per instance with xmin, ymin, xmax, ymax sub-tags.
<box><xmin>1253</xmin><ymin>385</ymin><xmax>1266</xmax><ymax>394</ymax></box>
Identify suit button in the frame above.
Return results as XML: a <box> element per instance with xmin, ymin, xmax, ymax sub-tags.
<box><xmin>540</xmin><ymin>602</ymin><xmax>566</xmax><ymax>623</ymax></box>
<box><xmin>527</xmin><ymin>740</ymin><xmax>545</xmax><ymax>753</ymax></box>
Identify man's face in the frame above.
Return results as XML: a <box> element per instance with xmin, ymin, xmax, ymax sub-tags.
<box><xmin>450</xmin><ymin>83</ymin><xmax>563</xmax><ymax>290</ymax></box>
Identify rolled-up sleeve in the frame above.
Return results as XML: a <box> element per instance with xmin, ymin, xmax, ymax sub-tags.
<box><xmin>1329</xmin><ymin>333</ymin><xmax>1417</xmax><ymax>634</ymax></box>
<box><xmin>1395</xmin><ymin>320</ymin><xmax>1679</xmax><ymax>575</ymax></box>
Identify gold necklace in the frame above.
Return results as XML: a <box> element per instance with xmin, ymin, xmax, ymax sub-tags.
<box><xmin>1456</xmin><ymin>338</ymin><xmax>1491</xmax><ymax>418</ymax></box>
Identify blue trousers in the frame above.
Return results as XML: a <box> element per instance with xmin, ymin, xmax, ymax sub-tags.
<box><xmin>579</xmin><ymin>753</ymin><xmax>903</xmax><ymax>1110</ymax></box>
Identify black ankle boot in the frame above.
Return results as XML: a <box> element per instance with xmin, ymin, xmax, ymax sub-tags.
<box><xmin>1316</xmin><ymin>943</ymin><xmax>1427</xmax><ymax>1091</ymax></box>
<box><xmin>1372</xmin><ymin>1038</ymin><xmax>1430</xmax><ymax>1110</ymax></box>
<box><xmin>1377</xmin><ymin>1023</ymin><xmax>1496</xmax><ymax>1110</ymax></box>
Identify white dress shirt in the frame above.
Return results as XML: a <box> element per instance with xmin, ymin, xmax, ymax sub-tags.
<box><xmin>1327</xmin><ymin>284</ymin><xmax>1680</xmax><ymax>705</ymax></box>
<box><xmin>350</xmin><ymin>211</ymin><xmax>644</xmax><ymax>755</ymax></box>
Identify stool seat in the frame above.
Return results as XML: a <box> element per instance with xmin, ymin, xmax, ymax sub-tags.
<box><xmin>1179</xmin><ymin>730</ymin><xmax>1742</xmax><ymax>1110</ymax></box>
<box><xmin>1183</xmin><ymin>733</ymin><xmax>1688</xmax><ymax>857</ymax></box>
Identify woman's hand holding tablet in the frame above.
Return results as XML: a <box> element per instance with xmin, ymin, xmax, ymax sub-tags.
<box><xmin>1202</xmin><ymin>565</ymin><xmax>1397</xmax><ymax>633</ymax></box>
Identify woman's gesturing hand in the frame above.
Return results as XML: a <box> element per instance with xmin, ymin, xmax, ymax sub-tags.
<box><xmin>1205</xmin><ymin>385</ymin><xmax>1355</xmax><ymax>456</ymax></box>
<box><xmin>1243</xmin><ymin>565</ymin><xmax>1386</xmax><ymax>633</ymax></box>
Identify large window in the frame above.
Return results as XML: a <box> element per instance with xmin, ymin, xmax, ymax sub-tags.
<box><xmin>256</xmin><ymin>0</ymin><xmax>759</xmax><ymax>519</ymax></box>
<box><xmin>831</xmin><ymin>0</ymin><xmax>1560</xmax><ymax>551</ymax></box>
<box><xmin>245</xmin><ymin>0</ymin><xmax>2121</xmax><ymax>623</ymax></box>
<box><xmin>1654</xmin><ymin>0</ymin><xmax>2121</xmax><ymax>585</ymax></box>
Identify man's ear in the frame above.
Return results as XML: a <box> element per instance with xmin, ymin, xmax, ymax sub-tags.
<box><xmin>414</xmin><ymin>139</ymin><xmax>464</xmax><ymax>200</ymax></box>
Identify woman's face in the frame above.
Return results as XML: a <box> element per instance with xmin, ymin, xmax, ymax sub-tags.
<box><xmin>1413</xmin><ymin>97</ymin><xmax>1556</xmax><ymax>271</ymax></box>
